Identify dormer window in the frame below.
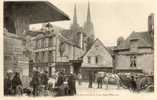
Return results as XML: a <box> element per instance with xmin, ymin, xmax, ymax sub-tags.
<box><xmin>87</xmin><ymin>56</ymin><xmax>91</xmax><ymax>64</ymax></box>
<box><xmin>130</xmin><ymin>39</ymin><xmax>138</xmax><ymax>52</ymax></box>
<box><xmin>95</xmin><ymin>56</ymin><xmax>99</xmax><ymax>64</ymax></box>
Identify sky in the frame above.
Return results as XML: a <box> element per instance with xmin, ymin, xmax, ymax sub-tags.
<box><xmin>30</xmin><ymin>0</ymin><xmax>157</xmax><ymax>46</ymax></box>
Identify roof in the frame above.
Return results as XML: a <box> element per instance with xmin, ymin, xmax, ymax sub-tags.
<box><xmin>61</xmin><ymin>27</ymin><xmax>85</xmax><ymax>40</ymax></box>
<box><xmin>4</xmin><ymin>1</ymin><xmax>70</xmax><ymax>24</ymax></box>
<box><xmin>106</xmin><ymin>46</ymin><xmax>115</xmax><ymax>55</ymax></box>
<box><xmin>61</xmin><ymin>29</ymin><xmax>73</xmax><ymax>40</ymax></box>
<box><xmin>61</xmin><ymin>28</ymin><xmax>86</xmax><ymax>48</ymax></box>
<box><xmin>82</xmin><ymin>38</ymin><xmax>113</xmax><ymax>57</ymax></box>
<box><xmin>115</xmin><ymin>31</ymin><xmax>153</xmax><ymax>50</ymax></box>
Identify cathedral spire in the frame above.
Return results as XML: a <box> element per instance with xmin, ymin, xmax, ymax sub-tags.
<box><xmin>87</xmin><ymin>1</ymin><xmax>91</xmax><ymax>23</ymax></box>
<box><xmin>73</xmin><ymin>3</ymin><xmax>77</xmax><ymax>24</ymax></box>
<box><xmin>84</xmin><ymin>1</ymin><xmax>95</xmax><ymax>40</ymax></box>
<box><xmin>71</xmin><ymin>3</ymin><xmax>79</xmax><ymax>29</ymax></box>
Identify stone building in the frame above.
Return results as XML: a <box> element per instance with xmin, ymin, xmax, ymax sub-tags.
<box><xmin>29</xmin><ymin>24</ymin><xmax>84</xmax><ymax>75</ymax></box>
<box><xmin>3</xmin><ymin>1</ymin><xmax>70</xmax><ymax>76</ymax></box>
<box><xmin>81</xmin><ymin>39</ymin><xmax>113</xmax><ymax>79</ymax></box>
<box><xmin>24</xmin><ymin>2</ymin><xmax>96</xmax><ymax>76</ymax></box>
<box><xmin>114</xmin><ymin>13</ymin><xmax>154</xmax><ymax>75</ymax></box>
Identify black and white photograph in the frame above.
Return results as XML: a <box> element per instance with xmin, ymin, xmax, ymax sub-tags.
<box><xmin>3</xmin><ymin>0</ymin><xmax>155</xmax><ymax>97</ymax></box>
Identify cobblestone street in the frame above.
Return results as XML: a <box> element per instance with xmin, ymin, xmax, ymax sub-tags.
<box><xmin>76</xmin><ymin>81</ymin><xmax>130</xmax><ymax>96</ymax></box>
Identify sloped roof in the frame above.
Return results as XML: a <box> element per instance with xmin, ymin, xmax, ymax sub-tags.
<box><xmin>4</xmin><ymin>1</ymin><xmax>70</xmax><ymax>24</ymax></box>
<box><xmin>61</xmin><ymin>27</ymin><xmax>86</xmax><ymax>40</ymax></box>
<box><xmin>61</xmin><ymin>29</ymin><xmax>73</xmax><ymax>40</ymax></box>
<box><xmin>106</xmin><ymin>46</ymin><xmax>115</xmax><ymax>55</ymax></box>
<box><xmin>82</xmin><ymin>38</ymin><xmax>113</xmax><ymax>57</ymax></box>
<box><xmin>115</xmin><ymin>31</ymin><xmax>153</xmax><ymax>50</ymax></box>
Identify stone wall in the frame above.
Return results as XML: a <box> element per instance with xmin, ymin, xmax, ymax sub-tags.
<box><xmin>115</xmin><ymin>48</ymin><xmax>154</xmax><ymax>74</ymax></box>
<box><xmin>4</xmin><ymin>31</ymin><xmax>29</xmax><ymax>76</ymax></box>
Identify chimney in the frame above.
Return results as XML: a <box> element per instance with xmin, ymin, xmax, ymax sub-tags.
<box><xmin>148</xmin><ymin>13</ymin><xmax>154</xmax><ymax>34</ymax></box>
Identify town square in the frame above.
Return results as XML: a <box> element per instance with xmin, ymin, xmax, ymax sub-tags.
<box><xmin>3</xmin><ymin>0</ymin><xmax>154</xmax><ymax>96</ymax></box>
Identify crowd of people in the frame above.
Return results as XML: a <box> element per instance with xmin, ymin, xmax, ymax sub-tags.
<box><xmin>4</xmin><ymin>69</ymin><xmax>154</xmax><ymax>96</ymax></box>
<box><xmin>4</xmin><ymin>69</ymin><xmax>77</xmax><ymax>96</ymax></box>
<box><xmin>4</xmin><ymin>70</ymin><xmax>23</xmax><ymax>96</ymax></box>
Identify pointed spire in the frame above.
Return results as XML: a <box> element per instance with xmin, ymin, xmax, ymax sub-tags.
<box><xmin>87</xmin><ymin>1</ymin><xmax>91</xmax><ymax>23</ymax></box>
<box><xmin>84</xmin><ymin>1</ymin><xmax>95</xmax><ymax>40</ymax></box>
<box><xmin>71</xmin><ymin>3</ymin><xmax>79</xmax><ymax>30</ymax></box>
<box><xmin>73</xmin><ymin>3</ymin><xmax>78</xmax><ymax>25</ymax></box>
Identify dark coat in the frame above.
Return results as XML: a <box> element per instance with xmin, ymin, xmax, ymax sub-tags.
<box><xmin>4</xmin><ymin>78</ymin><xmax>12</xmax><ymax>95</ymax></box>
<box><xmin>12</xmin><ymin>76</ymin><xmax>22</xmax><ymax>90</ymax></box>
<box><xmin>130</xmin><ymin>79</ymin><xmax>137</xmax><ymax>91</ymax></box>
<box><xmin>41</xmin><ymin>73</ymin><xmax>49</xmax><ymax>86</ymax></box>
<box><xmin>30</xmin><ymin>72</ymin><xmax>40</xmax><ymax>87</ymax></box>
<box><xmin>68</xmin><ymin>74</ymin><xmax>76</xmax><ymax>95</ymax></box>
<box><xmin>56</xmin><ymin>75</ymin><xmax>64</xmax><ymax>87</ymax></box>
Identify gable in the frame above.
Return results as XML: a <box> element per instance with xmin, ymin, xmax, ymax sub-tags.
<box><xmin>82</xmin><ymin>39</ymin><xmax>113</xmax><ymax>67</ymax></box>
<box><xmin>84</xmin><ymin>39</ymin><xmax>112</xmax><ymax>57</ymax></box>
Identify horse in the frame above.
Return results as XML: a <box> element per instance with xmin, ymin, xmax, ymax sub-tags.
<box><xmin>103</xmin><ymin>73</ymin><xmax>121</xmax><ymax>89</ymax></box>
<box><xmin>95</xmin><ymin>72</ymin><xmax>121</xmax><ymax>89</ymax></box>
<box><xmin>48</xmin><ymin>74</ymin><xmax>58</xmax><ymax>90</ymax></box>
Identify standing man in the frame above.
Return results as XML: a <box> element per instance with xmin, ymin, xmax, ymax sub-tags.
<box><xmin>68</xmin><ymin>73</ymin><xmax>76</xmax><ymax>95</ymax></box>
<box><xmin>12</xmin><ymin>72</ymin><xmax>23</xmax><ymax>95</ymax></box>
<box><xmin>30</xmin><ymin>70</ymin><xmax>40</xmax><ymax>96</ymax></box>
<box><xmin>78</xmin><ymin>72</ymin><xmax>82</xmax><ymax>85</ymax></box>
<box><xmin>130</xmin><ymin>76</ymin><xmax>137</xmax><ymax>92</ymax></box>
<box><xmin>41</xmin><ymin>71</ymin><xmax>49</xmax><ymax>89</ymax></box>
<box><xmin>4</xmin><ymin>70</ymin><xmax>13</xmax><ymax>96</ymax></box>
<box><xmin>88</xmin><ymin>71</ymin><xmax>93</xmax><ymax>88</ymax></box>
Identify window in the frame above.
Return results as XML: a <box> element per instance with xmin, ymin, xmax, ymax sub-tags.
<box><xmin>45</xmin><ymin>38</ymin><xmax>49</xmax><ymax>48</ymax></box>
<box><xmin>49</xmin><ymin>37</ymin><xmax>55</xmax><ymax>47</ymax></box>
<box><xmin>35</xmin><ymin>52</ymin><xmax>39</xmax><ymax>62</ymax></box>
<box><xmin>48</xmin><ymin>51</ymin><xmax>54</xmax><ymax>63</ymax></box>
<box><xmin>130</xmin><ymin>55</ymin><xmax>136</xmax><ymax>67</ymax></box>
<box><xmin>59</xmin><ymin>42</ymin><xmax>65</xmax><ymax>57</ymax></box>
<box><xmin>36</xmin><ymin>40</ymin><xmax>38</xmax><ymax>49</ymax></box>
<box><xmin>38</xmin><ymin>39</ymin><xmax>41</xmax><ymax>48</ymax></box>
<box><xmin>42</xmin><ymin>52</ymin><xmax>45</xmax><ymax>62</ymax></box>
<box><xmin>48</xmin><ymin>51</ymin><xmax>52</xmax><ymax>62</ymax></box>
<box><xmin>87</xmin><ymin>56</ymin><xmax>91</xmax><ymax>64</ymax></box>
<box><xmin>41</xmin><ymin>38</ymin><xmax>45</xmax><ymax>48</ymax></box>
<box><xmin>95</xmin><ymin>56</ymin><xmax>99</xmax><ymax>64</ymax></box>
<box><xmin>130</xmin><ymin>40</ymin><xmax>138</xmax><ymax>52</ymax></box>
<box><xmin>49</xmin><ymin>37</ymin><xmax>52</xmax><ymax>47</ymax></box>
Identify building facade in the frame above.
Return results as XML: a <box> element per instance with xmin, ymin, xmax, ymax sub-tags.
<box><xmin>25</xmin><ymin>2</ymin><xmax>96</xmax><ymax>76</ymax></box>
<box><xmin>81</xmin><ymin>39</ymin><xmax>113</xmax><ymax>79</ymax></box>
<box><xmin>3</xmin><ymin>1</ymin><xmax>70</xmax><ymax>76</ymax></box>
<box><xmin>29</xmin><ymin>24</ymin><xmax>85</xmax><ymax>75</ymax></box>
<box><xmin>114</xmin><ymin>13</ymin><xmax>154</xmax><ymax>75</ymax></box>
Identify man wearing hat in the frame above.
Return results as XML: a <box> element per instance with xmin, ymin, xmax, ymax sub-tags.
<box><xmin>4</xmin><ymin>70</ymin><xmax>13</xmax><ymax>95</ymax></box>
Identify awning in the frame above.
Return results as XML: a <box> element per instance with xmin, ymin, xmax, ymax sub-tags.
<box><xmin>4</xmin><ymin>1</ymin><xmax>70</xmax><ymax>24</ymax></box>
<box><xmin>115</xmin><ymin>69</ymin><xmax>143</xmax><ymax>73</ymax></box>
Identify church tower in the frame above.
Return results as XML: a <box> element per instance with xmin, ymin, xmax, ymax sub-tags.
<box><xmin>83</xmin><ymin>2</ymin><xmax>95</xmax><ymax>40</ymax></box>
<box><xmin>84</xmin><ymin>2</ymin><xmax>95</xmax><ymax>51</ymax></box>
<box><xmin>70</xmin><ymin>3</ymin><xmax>80</xmax><ymax>30</ymax></box>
